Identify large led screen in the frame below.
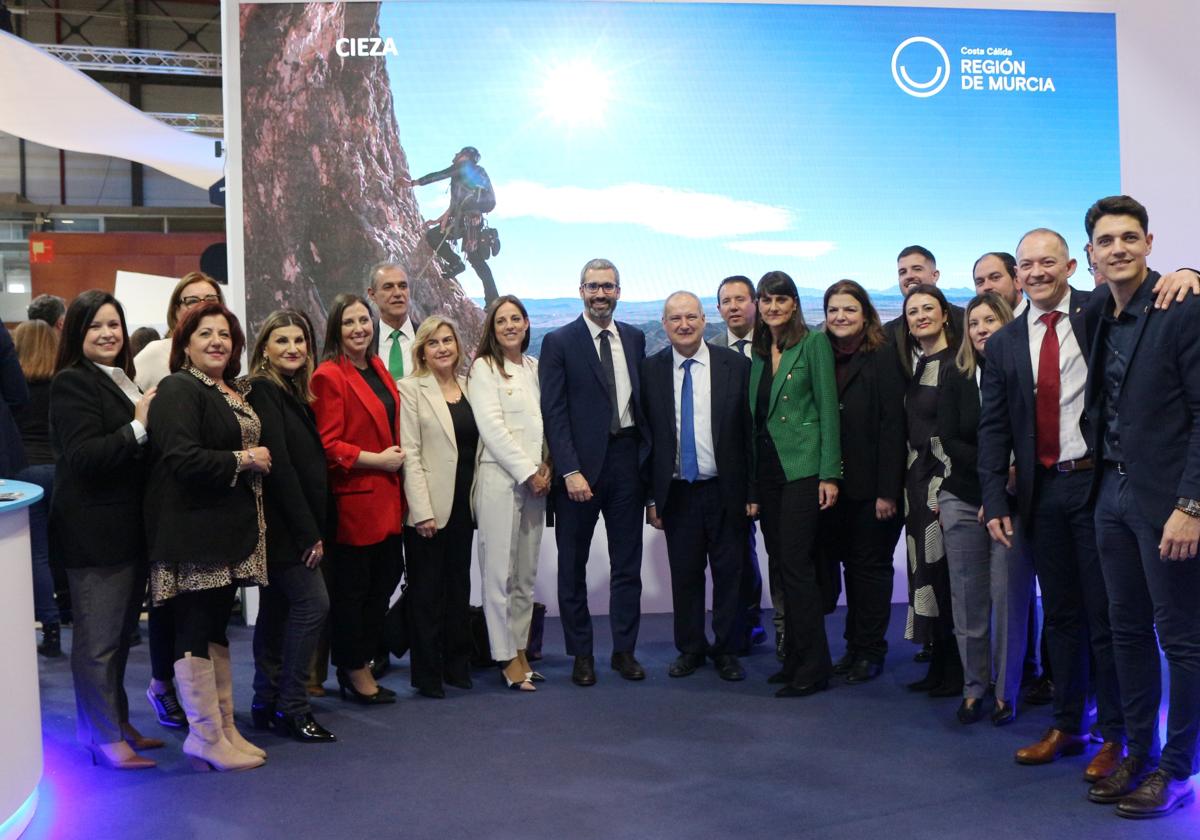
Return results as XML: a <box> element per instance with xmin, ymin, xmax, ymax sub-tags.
<box><xmin>235</xmin><ymin>1</ymin><xmax>1118</xmax><ymax>350</ymax></box>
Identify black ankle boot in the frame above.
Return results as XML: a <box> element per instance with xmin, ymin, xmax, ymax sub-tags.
<box><xmin>929</xmin><ymin>638</ymin><xmax>965</xmax><ymax>697</ymax></box>
<box><xmin>907</xmin><ymin>639</ymin><xmax>945</xmax><ymax>692</ymax></box>
<box><xmin>38</xmin><ymin>623</ymin><xmax>62</xmax><ymax>658</ymax></box>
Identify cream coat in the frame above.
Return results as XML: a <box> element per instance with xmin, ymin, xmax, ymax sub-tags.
<box><xmin>467</xmin><ymin>355</ymin><xmax>543</xmax><ymax>482</ymax></box>
<box><xmin>398</xmin><ymin>373</ymin><xmax>469</xmax><ymax>529</ymax></box>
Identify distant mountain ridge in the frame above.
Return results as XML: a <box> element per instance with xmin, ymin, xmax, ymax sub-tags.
<box><xmin>472</xmin><ymin>289</ymin><xmax>978</xmax><ymax>357</ymax></box>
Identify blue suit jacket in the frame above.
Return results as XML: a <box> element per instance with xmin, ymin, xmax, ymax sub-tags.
<box><xmin>1083</xmin><ymin>274</ymin><xmax>1200</xmax><ymax>526</ymax></box>
<box><xmin>978</xmin><ymin>288</ymin><xmax>1092</xmax><ymax>524</ymax></box>
<box><xmin>539</xmin><ymin>314</ymin><xmax>650</xmax><ymax>485</ymax></box>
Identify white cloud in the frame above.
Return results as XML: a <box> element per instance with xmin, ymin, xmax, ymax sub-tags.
<box><xmin>724</xmin><ymin>240</ymin><xmax>837</xmax><ymax>258</ymax></box>
<box><xmin>486</xmin><ymin>179</ymin><xmax>792</xmax><ymax>239</ymax></box>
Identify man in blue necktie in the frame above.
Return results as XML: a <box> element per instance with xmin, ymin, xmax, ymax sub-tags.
<box><xmin>641</xmin><ymin>292</ymin><xmax>755</xmax><ymax>681</ymax></box>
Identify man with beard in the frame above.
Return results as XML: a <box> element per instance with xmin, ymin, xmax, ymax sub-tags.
<box><xmin>885</xmin><ymin>245</ymin><xmax>965</xmax><ymax>377</ymax></box>
<box><xmin>539</xmin><ymin>259</ymin><xmax>651</xmax><ymax>686</ymax></box>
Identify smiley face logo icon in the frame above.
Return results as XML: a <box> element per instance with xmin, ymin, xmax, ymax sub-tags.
<box><xmin>892</xmin><ymin>36</ymin><xmax>951</xmax><ymax>98</ymax></box>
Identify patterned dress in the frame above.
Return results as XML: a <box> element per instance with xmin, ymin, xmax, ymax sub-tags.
<box><xmin>150</xmin><ymin>367</ymin><xmax>268</xmax><ymax>603</ymax></box>
<box><xmin>903</xmin><ymin>347</ymin><xmax>954</xmax><ymax>644</ymax></box>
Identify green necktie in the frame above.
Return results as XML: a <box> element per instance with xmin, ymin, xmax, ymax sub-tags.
<box><xmin>388</xmin><ymin>329</ymin><xmax>405</xmax><ymax>379</ymax></box>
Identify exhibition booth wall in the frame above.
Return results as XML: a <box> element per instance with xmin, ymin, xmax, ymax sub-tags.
<box><xmin>217</xmin><ymin>0</ymin><xmax>1198</xmax><ymax>616</ymax></box>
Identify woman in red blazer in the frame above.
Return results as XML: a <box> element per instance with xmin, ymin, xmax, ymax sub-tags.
<box><xmin>311</xmin><ymin>293</ymin><xmax>405</xmax><ymax>704</ymax></box>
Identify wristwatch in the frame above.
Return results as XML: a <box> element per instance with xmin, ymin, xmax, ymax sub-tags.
<box><xmin>1175</xmin><ymin>497</ymin><xmax>1200</xmax><ymax>518</ymax></box>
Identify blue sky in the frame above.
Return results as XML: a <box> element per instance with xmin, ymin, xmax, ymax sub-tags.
<box><xmin>382</xmin><ymin>2</ymin><xmax>1118</xmax><ymax>300</ymax></box>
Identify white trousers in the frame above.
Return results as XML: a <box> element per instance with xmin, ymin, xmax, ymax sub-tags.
<box><xmin>475</xmin><ymin>462</ymin><xmax>546</xmax><ymax>662</ymax></box>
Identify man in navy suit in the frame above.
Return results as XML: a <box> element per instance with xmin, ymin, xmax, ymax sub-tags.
<box><xmin>540</xmin><ymin>258</ymin><xmax>650</xmax><ymax>686</ymax></box>
<box><xmin>1079</xmin><ymin>196</ymin><xmax>1200</xmax><ymax>819</ymax></box>
<box><xmin>642</xmin><ymin>292</ymin><xmax>753</xmax><ymax>682</ymax></box>
<box><xmin>712</xmin><ymin>275</ymin><xmax>773</xmax><ymax>655</ymax></box>
<box><xmin>977</xmin><ymin>228</ymin><xmax>1126</xmax><ymax>781</ymax></box>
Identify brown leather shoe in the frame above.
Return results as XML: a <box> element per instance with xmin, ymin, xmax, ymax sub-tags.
<box><xmin>1084</xmin><ymin>740</ymin><xmax>1126</xmax><ymax>782</ymax></box>
<box><xmin>1014</xmin><ymin>728</ymin><xmax>1089</xmax><ymax>765</ymax></box>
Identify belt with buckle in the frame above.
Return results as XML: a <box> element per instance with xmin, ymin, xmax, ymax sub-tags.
<box><xmin>1054</xmin><ymin>457</ymin><xmax>1094</xmax><ymax>473</ymax></box>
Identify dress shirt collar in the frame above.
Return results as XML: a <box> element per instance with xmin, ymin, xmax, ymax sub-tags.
<box><xmin>1101</xmin><ymin>271</ymin><xmax>1155</xmax><ymax>321</ymax></box>
<box><xmin>583</xmin><ymin>313</ymin><xmax>619</xmax><ymax>341</ymax></box>
<box><xmin>671</xmin><ymin>340</ymin><xmax>710</xmax><ymax>370</ymax></box>
<box><xmin>1028</xmin><ymin>288</ymin><xmax>1072</xmax><ymax>322</ymax></box>
<box><xmin>726</xmin><ymin>329</ymin><xmax>752</xmax><ymax>352</ymax></box>
<box><xmin>382</xmin><ymin>316</ymin><xmax>415</xmax><ymax>341</ymax></box>
<box><xmin>1012</xmin><ymin>297</ymin><xmax>1029</xmax><ymax>317</ymax></box>
<box><xmin>93</xmin><ymin>362</ymin><xmax>143</xmax><ymax>403</ymax></box>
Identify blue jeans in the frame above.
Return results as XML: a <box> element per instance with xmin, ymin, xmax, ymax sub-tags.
<box><xmin>1095</xmin><ymin>467</ymin><xmax>1200</xmax><ymax>779</ymax></box>
<box><xmin>16</xmin><ymin>463</ymin><xmax>60</xmax><ymax>625</ymax></box>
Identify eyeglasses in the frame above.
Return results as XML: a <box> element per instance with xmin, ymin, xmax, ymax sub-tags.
<box><xmin>181</xmin><ymin>294</ymin><xmax>221</xmax><ymax>307</ymax></box>
<box><xmin>582</xmin><ymin>282</ymin><xmax>618</xmax><ymax>293</ymax></box>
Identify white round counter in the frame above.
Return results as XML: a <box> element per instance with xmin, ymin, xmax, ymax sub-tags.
<box><xmin>0</xmin><ymin>480</ymin><xmax>45</xmax><ymax>840</ymax></box>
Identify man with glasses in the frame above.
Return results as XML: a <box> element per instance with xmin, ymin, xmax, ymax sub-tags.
<box><xmin>540</xmin><ymin>258</ymin><xmax>651</xmax><ymax>686</ymax></box>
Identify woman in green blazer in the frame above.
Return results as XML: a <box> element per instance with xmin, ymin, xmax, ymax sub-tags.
<box><xmin>749</xmin><ymin>271</ymin><xmax>842</xmax><ymax>697</ymax></box>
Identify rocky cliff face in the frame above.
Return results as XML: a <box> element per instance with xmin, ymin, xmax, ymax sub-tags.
<box><xmin>238</xmin><ymin>1</ymin><xmax>482</xmax><ymax>347</ymax></box>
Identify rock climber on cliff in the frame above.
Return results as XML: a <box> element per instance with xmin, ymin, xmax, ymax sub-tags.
<box><xmin>401</xmin><ymin>146</ymin><xmax>500</xmax><ymax>306</ymax></box>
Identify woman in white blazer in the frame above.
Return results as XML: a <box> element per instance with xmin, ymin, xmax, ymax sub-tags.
<box><xmin>397</xmin><ymin>316</ymin><xmax>477</xmax><ymax>699</ymax></box>
<box><xmin>468</xmin><ymin>296</ymin><xmax>551</xmax><ymax>692</ymax></box>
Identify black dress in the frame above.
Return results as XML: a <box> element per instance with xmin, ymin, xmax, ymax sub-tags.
<box><xmin>903</xmin><ymin>347</ymin><xmax>955</xmax><ymax>645</ymax></box>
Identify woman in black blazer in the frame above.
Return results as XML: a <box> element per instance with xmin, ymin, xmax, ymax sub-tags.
<box><xmin>49</xmin><ymin>291</ymin><xmax>160</xmax><ymax>769</ymax></box>
<box><xmin>145</xmin><ymin>301</ymin><xmax>271</xmax><ymax>772</ymax></box>
<box><xmin>817</xmin><ymin>280</ymin><xmax>907</xmax><ymax>684</ymax></box>
<box><xmin>246</xmin><ymin>310</ymin><xmax>335</xmax><ymax>742</ymax></box>
<box><xmin>936</xmin><ymin>292</ymin><xmax>1031</xmax><ymax>725</ymax></box>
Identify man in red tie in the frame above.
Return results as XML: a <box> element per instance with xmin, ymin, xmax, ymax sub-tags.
<box><xmin>977</xmin><ymin>228</ymin><xmax>1128</xmax><ymax>782</ymax></box>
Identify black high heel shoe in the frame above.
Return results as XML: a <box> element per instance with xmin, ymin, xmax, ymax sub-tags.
<box><xmin>335</xmin><ymin>669</ymin><xmax>396</xmax><ymax>705</ymax></box>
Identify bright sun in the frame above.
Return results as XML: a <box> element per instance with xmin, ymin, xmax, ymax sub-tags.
<box><xmin>537</xmin><ymin>59</ymin><xmax>613</xmax><ymax>127</ymax></box>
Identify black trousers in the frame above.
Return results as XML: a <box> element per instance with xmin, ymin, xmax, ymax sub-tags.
<box><xmin>171</xmin><ymin>584</ymin><xmax>237</xmax><ymax>661</ymax></box>
<box><xmin>554</xmin><ymin>434</ymin><xmax>644</xmax><ymax>657</ymax></box>
<box><xmin>817</xmin><ymin>496</ymin><xmax>902</xmax><ymax>664</ymax></box>
<box><xmin>252</xmin><ymin>564</ymin><xmax>330</xmax><ymax>716</ymax></box>
<box><xmin>403</xmin><ymin>507</ymin><xmax>473</xmax><ymax>690</ymax></box>
<box><xmin>662</xmin><ymin>479</ymin><xmax>747</xmax><ymax>656</ymax></box>
<box><xmin>327</xmin><ymin>535</ymin><xmax>402</xmax><ymax>670</ymax></box>
<box><xmin>737</xmin><ymin>521</ymin><xmax>763</xmax><ymax>630</ymax></box>
<box><xmin>759</xmin><ymin>475</ymin><xmax>832</xmax><ymax>686</ymax></box>
<box><xmin>1028</xmin><ymin>467</ymin><xmax>1123</xmax><ymax>740</ymax></box>
<box><xmin>148</xmin><ymin>599</ymin><xmax>176</xmax><ymax>683</ymax></box>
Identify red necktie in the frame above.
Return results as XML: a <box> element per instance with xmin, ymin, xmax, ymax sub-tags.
<box><xmin>1035</xmin><ymin>311</ymin><xmax>1062</xmax><ymax>468</ymax></box>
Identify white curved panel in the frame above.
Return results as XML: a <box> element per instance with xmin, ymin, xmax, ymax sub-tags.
<box><xmin>0</xmin><ymin>31</ymin><xmax>223</xmax><ymax>190</ymax></box>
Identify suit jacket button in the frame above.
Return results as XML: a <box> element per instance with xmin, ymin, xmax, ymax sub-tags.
<box><xmin>782</xmin><ymin>395</ymin><xmax>788</xmax><ymax>401</ymax></box>
<box><xmin>506</xmin><ymin>389</ymin><xmax>513</xmax><ymax>395</ymax></box>
<box><xmin>786</xmin><ymin>373</ymin><xmax>792</xmax><ymax>380</ymax></box>
<box><xmin>781</xmin><ymin>416</ymin><xmax>787</xmax><ymax>422</ymax></box>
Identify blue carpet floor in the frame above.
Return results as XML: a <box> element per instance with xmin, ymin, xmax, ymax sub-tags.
<box><xmin>23</xmin><ymin>606</ymin><xmax>1200</xmax><ymax>839</ymax></box>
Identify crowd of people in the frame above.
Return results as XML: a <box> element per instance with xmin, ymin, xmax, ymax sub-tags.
<box><xmin>2</xmin><ymin>194</ymin><xmax>1198</xmax><ymax>821</ymax></box>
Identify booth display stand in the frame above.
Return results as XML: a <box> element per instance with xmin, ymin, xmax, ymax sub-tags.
<box><xmin>0</xmin><ymin>481</ymin><xmax>45</xmax><ymax>840</ymax></box>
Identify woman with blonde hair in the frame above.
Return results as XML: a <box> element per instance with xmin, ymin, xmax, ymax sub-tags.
<box><xmin>13</xmin><ymin>319</ymin><xmax>62</xmax><ymax>657</ymax></box>
<box><xmin>397</xmin><ymin>315</ymin><xmax>478</xmax><ymax>698</ymax></box>
<box><xmin>246</xmin><ymin>310</ymin><xmax>335</xmax><ymax>741</ymax></box>
<box><xmin>469</xmin><ymin>296</ymin><xmax>551</xmax><ymax>691</ymax></box>
<box><xmin>936</xmin><ymin>292</ymin><xmax>1031</xmax><ymax>725</ymax></box>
